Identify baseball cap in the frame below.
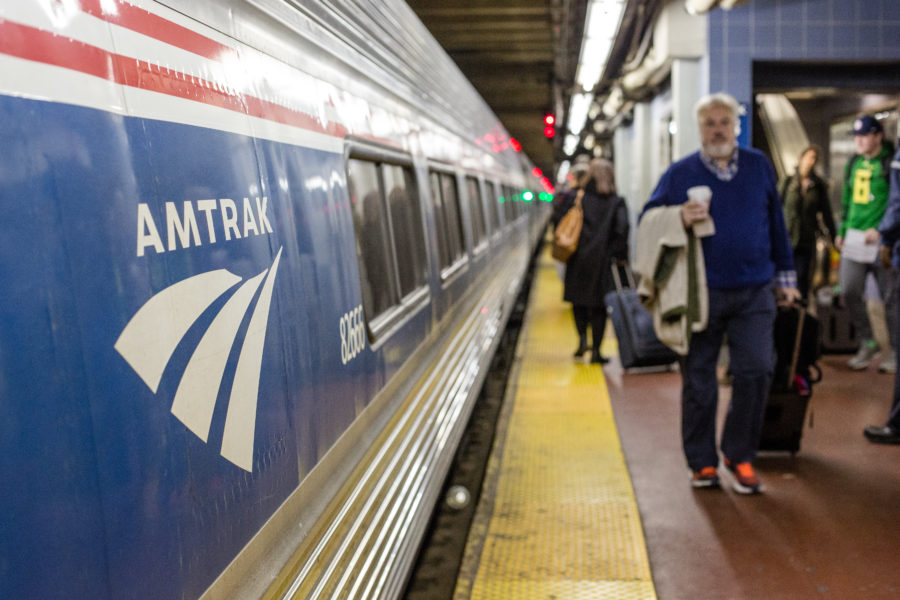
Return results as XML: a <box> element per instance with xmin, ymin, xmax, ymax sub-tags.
<box><xmin>852</xmin><ymin>115</ymin><xmax>883</xmax><ymax>135</ymax></box>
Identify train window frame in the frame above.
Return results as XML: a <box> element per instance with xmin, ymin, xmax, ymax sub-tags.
<box><xmin>345</xmin><ymin>140</ymin><xmax>430</xmax><ymax>343</ymax></box>
<box><xmin>511</xmin><ymin>187</ymin><xmax>522</xmax><ymax>221</ymax></box>
<box><xmin>464</xmin><ymin>175</ymin><xmax>488</xmax><ymax>254</ymax></box>
<box><xmin>427</xmin><ymin>165</ymin><xmax>468</xmax><ymax>282</ymax></box>
<box><xmin>501</xmin><ymin>184</ymin><xmax>516</xmax><ymax>225</ymax></box>
<box><xmin>486</xmin><ymin>180</ymin><xmax>503</xmax><ymax>235</ymax></box>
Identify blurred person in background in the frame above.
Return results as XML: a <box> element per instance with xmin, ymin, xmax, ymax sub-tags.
<box><xmin>864</xmin><ymin>135</ymin><xmax>900</xmax><ymax>443</ymax></box>
<box><xmin>551</xmin><ymin>158</ymin><xmax>629</xmax><ymax>364</ymax></box>
<box><xmin>836</xmin><ymin>115</ymin><xmax>897</xmax><ymax>373</ymax></box>
<box><xmin>780</xmin><ymin>144</ymin><xmax>836</xmax><ymax>302</ymax></box>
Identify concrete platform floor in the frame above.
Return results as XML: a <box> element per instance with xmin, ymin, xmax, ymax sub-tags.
<box><xmin>606</xmin><ymin>353</ymin><xmax>900</xmax><ymax>599</ymax></box>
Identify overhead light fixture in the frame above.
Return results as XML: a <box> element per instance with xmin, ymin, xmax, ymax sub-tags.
<box><xmin>575</xmin><ymin>0</ymin><xmax>625</xmax><ymax>92</ymax></box>
<box><xmin>684</xmin><ymin>0</ymin><xmax>750</xmax><ymax>15</ymax></box>
<box><xmin>719</xmin><ymin>0</ymin><xmax>753</xmax><ymax>9</ymax></box>
<box><xmin>602</xmin><ymin>86</ymin><xmax>624</xmax><ymax>118</ymax></box>
<box><xmin>556</xmin><ymin>160</ymin><xmax>572</xmax><ymax>184</ymax></box>
<box><xmin>569</xmin><ymin>0</ymin><xmax>625</xmax><ymax>141</ymax></box>
<box><xmin>684</xmin><ymin>0</ymin><xmax>719</xmax><ymax>15</ymax></box>
<box><xmin>563</xmin><ymin>134</ymin><xmax>579</xmax><ymax>155</ymax></box>
<box><xmin>567</xmin><ymin>93</ymin><xmax>593</xmax><ymax>134</ymax></box>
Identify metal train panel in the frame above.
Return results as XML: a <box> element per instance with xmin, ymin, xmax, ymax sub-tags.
<box><xmin>0</xmin><ymin>1</ymin><xmax>544</xmax><ymax>598</ymax></box>
<box><xmin>0</xmin><ymin>93</ymin><xmax>361</xmax><ymax>599</ymax></box>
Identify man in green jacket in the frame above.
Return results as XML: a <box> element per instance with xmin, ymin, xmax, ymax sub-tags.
<box><xmin>836</xmin><ymin>115</ymin><xmax>897</xmax><ymax>372</ymax></box>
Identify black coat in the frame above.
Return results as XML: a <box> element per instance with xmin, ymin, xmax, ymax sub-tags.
<box><xmin>780</xmin><ymin>171</ymin><xmax>835</xmax><ymax>253</ymax></box>
<box><xmin>552</xmin><ymin>188</ymin><xmax>629</xmax><ymax>307</ymax></box>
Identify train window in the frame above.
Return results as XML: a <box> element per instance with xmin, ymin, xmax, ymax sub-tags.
<box><xmin>502</xmin><ymin>185</ymin><xmax>515</xmax><ymax>223</ymax></box>
<box><xmin>497</xmin><ymin>186</ymin><xmax>508</xmax><ymax>227</ymax></box>
<box><xmin>486</xmin><ymin>181</ymin><xmax>501</xmax><ymax>232</ymax></box>
<box><xmin>465</xmin><ymin>176</ymin><xmax>487</xmax><ymax>248</ymax></box>
<box><xmin>347</xmin><ymin>156</ymin><xmax>426</xmax><ymax>324</ymax></box>
<box><xmin>384</xmin><ymin>164</ymin><xmax>427</xmax><ymax>296</ymax></box>
<box><xmin>429</xmin><ymin>170</ymin><xmax>465</xmax><ymax>270</ymax></box>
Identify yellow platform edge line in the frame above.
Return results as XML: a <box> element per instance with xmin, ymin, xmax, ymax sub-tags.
<box><xmin>455</xmin><ymin>245</ymin><xmax>658</xmax><ymax>600</ymax></box>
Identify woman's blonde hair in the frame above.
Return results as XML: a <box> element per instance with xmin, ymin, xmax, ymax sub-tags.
<box><xmin>582</xmin><ymin>158</ymin><xmax>616</xmax><ymax>195</ymax></box>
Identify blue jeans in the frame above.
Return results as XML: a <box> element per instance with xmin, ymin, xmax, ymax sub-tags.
<box><xmin>681</xmin><ymin>283</ymin><xmax>776</xmax><ymax>470</ymax></box>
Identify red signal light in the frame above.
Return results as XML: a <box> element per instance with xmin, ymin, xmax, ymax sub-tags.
<box><xmin>510</xmin><ymin>138</ymin><xmax>522</xmax><ymax>152</ymax></box>
<box><xmin>543</xmin><ymin>114</ymin><xmax>556</xmax><ymax>138</ymax></box>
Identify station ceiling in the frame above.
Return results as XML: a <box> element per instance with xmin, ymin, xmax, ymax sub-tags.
<box><xmin>407</xmin><ymin>0</ymin><xmax>588</xmax><ymax>180</ymax></box>
<box><xmin>408</xmin><ymin>0</ymin><xmax>750</xmax><ymax>182</ymax></box>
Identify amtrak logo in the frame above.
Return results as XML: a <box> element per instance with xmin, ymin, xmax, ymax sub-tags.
<box><xmin>115</xmin><ymin>248</ymin><xmax>283</xmax><ymax>472</ymax></box>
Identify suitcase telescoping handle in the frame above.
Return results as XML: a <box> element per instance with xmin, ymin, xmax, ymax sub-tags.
<box><xmin>787</xmin><ymin>306</ymin><xmax>807</xmax><ymax>390</ymax></box>
<box><xmin>610</xmin><ymin>260</ymin><xmax>635</xmax><ymax>293</ymax></box>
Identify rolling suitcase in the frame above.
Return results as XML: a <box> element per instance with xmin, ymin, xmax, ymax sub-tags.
<box><xmin>815</xmin><ymin>286</ymin><xmax>858</xmax><ymax>354</ymax></box>
<box><xmin>604</xmin><ymin>263</ymin><xmax>679</xmax><ymax>369</ymax></box>
<box><xmin>759</xmin><ymin>306</ymin><xmax>822</xmax><ymax>453</ymax></box>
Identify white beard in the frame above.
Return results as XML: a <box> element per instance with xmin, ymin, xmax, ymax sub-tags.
<box><xmin>704</xmin><ymin>141</ymin><xmax>734</xmax><ymax>159</ymax></box>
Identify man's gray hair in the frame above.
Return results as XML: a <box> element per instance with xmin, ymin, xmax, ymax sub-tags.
<box><xmin>694</xmin><ymin>92</ymin><xmax>743</xmax><ymax>132</ymax></box>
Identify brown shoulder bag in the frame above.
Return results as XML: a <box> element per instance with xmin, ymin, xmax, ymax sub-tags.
<box><xmin>551</xmin><ymin>189</ymin><xmax>584</xmax><ymax>262</ymax></box>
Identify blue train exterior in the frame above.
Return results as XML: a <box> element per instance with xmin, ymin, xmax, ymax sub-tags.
<box><xmin>0</xmin><ymin>1</ymin><xmax>549</xmax><ymax>598</ymax></box>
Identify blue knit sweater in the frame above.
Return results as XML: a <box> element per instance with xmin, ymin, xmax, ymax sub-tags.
<box><xmin>642</xmin><ymin>148</ymin><xmax>794</xmax><ymax>289</ymax></box>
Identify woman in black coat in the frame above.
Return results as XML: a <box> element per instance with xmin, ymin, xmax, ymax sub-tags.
<box><xmin>780</xmin><ymin>144</ymin><xmax>836</xmax><ymax>301</ymax></box>
<box><xmin>552</xmin><ymin>158</ymin><xmax>630</xmax><ymax>363</ymax></box>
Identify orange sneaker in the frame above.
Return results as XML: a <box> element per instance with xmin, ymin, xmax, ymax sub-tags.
<box><xmin>725</xmin><ymin>459</ymin><xmax>761</xmax><ymax>494</ymax></box>
<box><xmin>690</xmin><ymin>466</ymin><xmax>720</xmax><ymax>489</ymax></box>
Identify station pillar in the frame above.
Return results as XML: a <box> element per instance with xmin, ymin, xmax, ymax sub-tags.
<box><xmin>672</xmin><ymin>58</ymin><xmax>702</xmax><ymax>161</ymax></box>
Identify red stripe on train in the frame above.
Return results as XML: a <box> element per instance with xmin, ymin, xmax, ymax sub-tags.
<box><xmin>0</xmin><ymin>20</ymin><xmax>347</xmax><ymax>138</ymax></box>
<box><xmin>79</xmin><ymin>0</ymin><xmax>231</xmax><ymax>60</ymax></box>
<box><xmin>0</xmin><ymin>19</ymin><xmax>116</xmax><ymax>81</ymax></box>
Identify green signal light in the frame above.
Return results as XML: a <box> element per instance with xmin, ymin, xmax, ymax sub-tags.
<box><xmin>498</xmin><ymin>196</ymin><xmax>506</xmax><ymax>203</ymax></box>
<box><xmin>539</xmin><ymin>192</ymin><xmax>553</xmax><ymax>202</ymax></box>
<box><xmin>522</xmin><ymin>190</ymin><xmax>534</xmax><ymax>202</ymax></box>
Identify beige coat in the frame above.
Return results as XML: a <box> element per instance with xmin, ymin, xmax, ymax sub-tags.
<box><xmin>635</xmin><ymin>206</ymin><xmax>714</xmax><ymax>355</ymax></box>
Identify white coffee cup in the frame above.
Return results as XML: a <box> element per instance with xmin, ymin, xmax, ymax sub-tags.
<box><xmin>687</xmin><ymin>185</ymin><xmax>712</xmax><ymax>208</ymax></box>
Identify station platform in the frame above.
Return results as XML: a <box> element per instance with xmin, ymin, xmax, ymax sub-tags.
<box><xmin>453</xmin><ymin>246</ymin><xmax>900</xmax><ymax>599</ymax></box>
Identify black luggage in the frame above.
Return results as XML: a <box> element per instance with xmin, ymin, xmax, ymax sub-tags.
<box><xmin>759</xmin><ymin>306</ymin><xmax>822</xmax><ymax>453</ymax></box>
<box><xmin>604</xmin><ymin>263</ymin><xmax>679</xmax><ymax>369</ymax></box>
<box><xmin>815</xmin><ymin>286</ymin><xmax>858</xmax><ymax>353</ymax></box>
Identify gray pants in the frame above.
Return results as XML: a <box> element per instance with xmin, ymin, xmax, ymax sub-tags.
<box><xmin>838</xmin><ymin>256</ymin><xmax>897</xmax><ymax>349</ymax></box>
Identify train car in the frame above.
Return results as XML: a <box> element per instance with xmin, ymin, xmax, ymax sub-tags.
<box><xmin>0</xmin><ymin>1</ymin><xmax>549</xmax><ymax>598</ymax></box>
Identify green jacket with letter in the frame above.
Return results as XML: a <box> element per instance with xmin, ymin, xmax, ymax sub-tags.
<box><xmin>840</xmin><ymin>142</ymin><xmax>895</xmax><ymax>238</ymax></box>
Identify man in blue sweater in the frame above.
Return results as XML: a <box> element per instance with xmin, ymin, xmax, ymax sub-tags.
<box><xmin>641</xmin><ymin>93</ymin><xmax>800</xmax><ymax>494</ymax></box>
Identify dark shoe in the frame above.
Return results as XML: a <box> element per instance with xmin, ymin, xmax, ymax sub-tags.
<box><xmin>724</xmin><ymin>459</ymin><xmax>762</xmax><ymax>494</ymax></box>
<box><xmin>590</xmin><ymin>350</ymin><xmax>609</xmax><ymax>364</ymax></box>
<box><xmin>690</xmin><ymin>466</ymin><xmax>720</xmax><ymax>489</ymax></box>
<box><xmin>573</xmin><ymin>340</ymin><xmax>588</xmax><ymax>357</ymax></box>
<box><xmin>864</xmin><ymin>425</ymin><xmax>900</xmax><ymax>444</ymax></box>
